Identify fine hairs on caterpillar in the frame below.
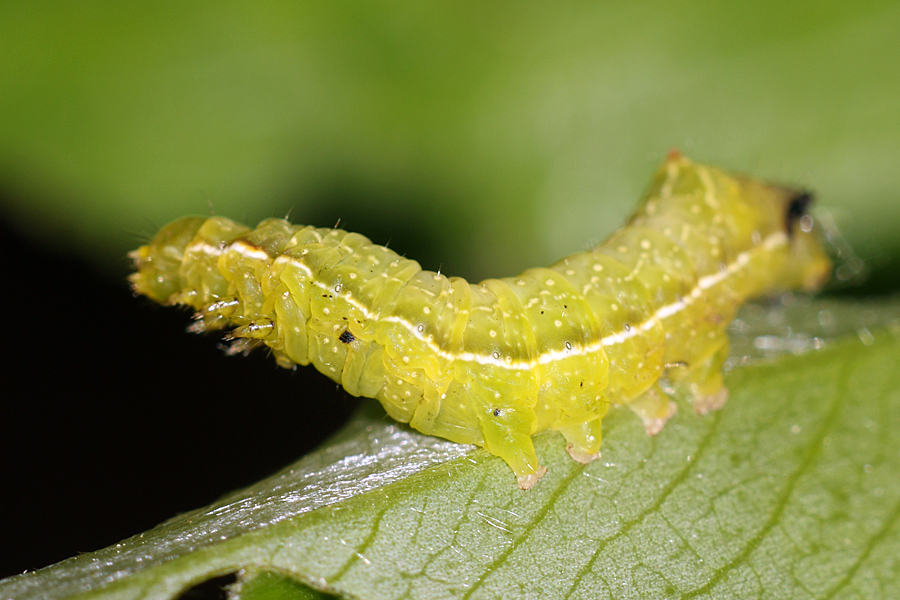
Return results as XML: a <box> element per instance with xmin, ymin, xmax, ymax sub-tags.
<box><xmin>130</xmin><ymin>152</ymin><xmax>832</xmax><ymax>489</ymax></box>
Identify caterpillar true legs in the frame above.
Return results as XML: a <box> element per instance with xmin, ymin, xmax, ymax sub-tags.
<box><xmin>130</xmin><ymin>152</ymin><xmax>832</xmax><ymax>488</ymax></box>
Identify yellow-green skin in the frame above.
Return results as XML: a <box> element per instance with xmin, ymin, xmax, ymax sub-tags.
<box><xmin>130</xmin><ymin>153</ymin><xmax>831</xmax><ymax>488</ymax></box>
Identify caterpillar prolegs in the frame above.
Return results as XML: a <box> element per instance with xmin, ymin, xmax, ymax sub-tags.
<box><xmin>129</xmin><ymin>152</ymin><xmax>831</xmax><ymax>489</ymax></box>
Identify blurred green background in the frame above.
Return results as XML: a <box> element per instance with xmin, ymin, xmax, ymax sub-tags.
<box><xmin>1</xmin><ymin>1</ymin><xmax>898</xmax><ymax>288</ymax></box>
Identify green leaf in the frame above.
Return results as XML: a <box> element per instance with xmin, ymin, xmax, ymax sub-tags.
<box><xmin>3</xmin><ymin>298</ymin><xmax>899</xmax><ymax>599</ymax></box>
<box><xmin>232</xmin><ymin>568</ymin><xmax>336</xmax><ymax>600</ymax></box>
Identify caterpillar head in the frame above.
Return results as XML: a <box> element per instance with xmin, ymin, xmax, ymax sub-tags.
<box><xmin>129</xmin><ymin>217</ymin><xmax>207</xmax><ymax>304</ymax></box>
<box><xmin>130</xmin><ymin>216</ymin><xmax>252</xmax><ymax>308</ymax></box>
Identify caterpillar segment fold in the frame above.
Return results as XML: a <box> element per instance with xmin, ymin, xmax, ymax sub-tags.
<box><xmin>130</xmin><ymin>154</ymin><xmax>832</xmax><ymax>488</ymax></box>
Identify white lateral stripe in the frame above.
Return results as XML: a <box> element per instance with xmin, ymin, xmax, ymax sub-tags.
<box><xmin>224</xmin><ymin>230</ymin><xmax>788</xmax><ymax>371</ymax></box>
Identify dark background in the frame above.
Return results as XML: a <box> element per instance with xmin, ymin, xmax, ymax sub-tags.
<box><xmin>0</xmin><ymin>215</ymin><xmax>359</xmax><ymax>578</ymax></box>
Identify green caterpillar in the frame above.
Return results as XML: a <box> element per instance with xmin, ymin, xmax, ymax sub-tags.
<box><xmin>130</xmin><ymin>152</ymin><xmax>831</xmax><ymax>488</ymax></box>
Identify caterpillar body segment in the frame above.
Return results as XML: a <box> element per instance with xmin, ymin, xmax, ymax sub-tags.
<box><xmin>130</xmin><ymin>154</ymin><xmax>832</xmax><ymax>488</ymax></box>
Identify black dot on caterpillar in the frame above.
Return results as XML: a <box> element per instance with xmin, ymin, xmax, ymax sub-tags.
<box><xmin>785</xmin><ymin>191</ymin><xmax>813</xmax><ymax>238</ymax></box>
<box><xmin>129</xmin><ymin>153</ymin><xmax>832</xmax><ymax>489</ymax></box>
